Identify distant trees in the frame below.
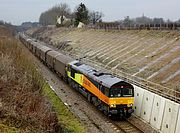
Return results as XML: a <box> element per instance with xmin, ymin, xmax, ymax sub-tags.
<box><xmin>123</xmin><ymin>16</ymin><xmax>133</xmax><ymax>27</ymax></box>
<box><xmin>135</xmin><ymin>15</ymin><xmax>152</xmax><ymax>25</ymax></box>
<box><xmin>56</xmin><ymin>3</ymin><xmax>71</xmax><ymax>26</ymax></box>
<box><xmin>39</xmin><ymin>10</ymin><xmax>55</xmax><ymax>26</ymax></box>
<box><xmin>152</xmin><ymin>18</ymin><xmax>164</xmax><ymax>25</ymax></box>
<box><xmin>89</xmin><ymin>11</ymin><xmax>104</xmax><ymax>25</ymax></box>
<box><xmin>0</xmin><ymin>20</ymin><xmax>4</xmax><ymax>25</ymax></box>
<box><xmin>94</xmin><ymin>14</ymin><xmax>180</xmax><ymax>30</ymax></box>
<box><xmin>39</xmin><ymin>2</ymin><xmax>179</xmax><ymax>29</ymax></box>
<box><xmin>39</xmin><ymin>2</ymin><xmax>105</xmax><ymax>27</ymax></box>
<box><xmin>122</xmin><ymin>16</ymin><xmax>165</xmax><ymax>27</ymax></box>
<box><xmin>176</xmin><ymin>19</ymin><xmax>180</xmax><ymax>24</ymax></box>
<box><xmin>74</xmin><ymin>3</ymin><xmax>89</xmax><ymax>26</ymax></box>
<box><xmin>74</xmin><ymin>3</ymin><xmax>105</xmax><ymax>26</ymax></box>
<box><xmin>39</xmin><ymin>3</ymin><xmax>71</xmax><ymax>26</ymax></box>
<box><xmin>117</xmin><ymin>15</ymin><xmax>168</xmax><ymax>28</ymax></box>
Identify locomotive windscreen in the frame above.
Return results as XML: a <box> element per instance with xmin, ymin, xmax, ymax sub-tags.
<box><xmin>109</xmin><ymin>82</ymin><xmax>134</xmax><ymax>98</ymax></box>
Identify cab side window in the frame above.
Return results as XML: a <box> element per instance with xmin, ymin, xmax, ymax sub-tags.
<box><xmin>104</xmin><ymin>87</ymin><xmax>109</xmax><ymax>97</ymax></box>
<box><xmin>67</xmin><ymin>65</ymin><xmax>71</xmax><ymax>71</ymax></box>
<box><xmin>71</xmin><ymin>68</ymin><xmax>76</xmax><ymax>78</ymax></box>
<box><xmin>99</xmin><ymin>85</ymin><xmax>105</xmax><ymax>94</ymax></box>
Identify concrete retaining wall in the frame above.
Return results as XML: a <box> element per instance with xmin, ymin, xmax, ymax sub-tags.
<box><xmin>133</xmin><ymin>85</ymin><xmax>180</xmax><ymax>133</ymax></box>
<box><xmin>175</xmin><ymin>109</ymin><xmax>180</xmax><ymax>133</ymax></box>
<box><xmin>161</xmin><ymin>100</ymin><xmax>179</xmax><ymax>133</ymax></box>
<box><xmin>140</xmin><ymin>90</ymin><xmax>154</xmax><ymax>122</ymax></box>
<box><xmin>134</xmin><ymin>86</ymin><xmax>144</xmax><ymax>116</ymax></box>
<box><xmin>150</xmin><ymin>94</ymin><xmax>165</xmax><ymax>130</ymax></box>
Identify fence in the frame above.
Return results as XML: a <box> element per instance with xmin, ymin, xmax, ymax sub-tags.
<box><xmin>87</xmin><ymin>23</ymin><xmax>180</xmax><ymax>31</ymax></box>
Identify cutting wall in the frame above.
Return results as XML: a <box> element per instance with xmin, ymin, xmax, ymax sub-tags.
<box><xmin>133</xmin><ymin>85</ymin><xmax>180</xmax><ymax>133</ymax></box>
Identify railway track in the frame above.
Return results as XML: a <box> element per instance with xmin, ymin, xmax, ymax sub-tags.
<box><xmin>113</xmin><ymin>120</ymin><xmax>143</xmax><ymax>133</ymax></box>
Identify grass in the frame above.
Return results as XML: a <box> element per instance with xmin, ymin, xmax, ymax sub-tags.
<box><xmin>0</xmin><ymin>124</ymin><xmax>19</xmax><ymax>133</ymax></box>
<box><xmin>43</xmin><ymin>84</ymin><xmax>87</xmax><ymax>133</ymax></box>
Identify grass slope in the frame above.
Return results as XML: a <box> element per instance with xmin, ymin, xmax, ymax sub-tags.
<box><xmin>43</xmin><ymin>84</ymin><xmax>87</xmax><ymax>133</ymax></box>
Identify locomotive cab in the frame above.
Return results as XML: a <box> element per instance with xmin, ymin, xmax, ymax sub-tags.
<box><xmin>108</xmin><ymin>81</ymin><xmax>134</xmax><ymax>118</ymax></box>
<box><xmin>109</xmin><ymin>81</ymin><xmax>134</xmax><ymax>98</ymax></box>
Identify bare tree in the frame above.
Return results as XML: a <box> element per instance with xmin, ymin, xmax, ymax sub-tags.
<box><xmin>89</xmin><ymin>11</ymin><xmax>104</xmax><ymax>25</ymax></box>
<box><xmin>123</xmin><ymin>16</ymin><xmax>134</xmax><ymax>27</ymax></box>
<box><xmin>39</xmin><ymin>3</ymin><xmax>71</xmax><ymax>26</ymax></box>
<box><xmin>55</xmin><ymin>3</ymin><xmax>71</xmax><ymax>24</ymax></box>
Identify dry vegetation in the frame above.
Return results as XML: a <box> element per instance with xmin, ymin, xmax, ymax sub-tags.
<box><xmin>0</xmin><ymin>26</ymin><xmax>62</xmax><ymax>132</ymax></box>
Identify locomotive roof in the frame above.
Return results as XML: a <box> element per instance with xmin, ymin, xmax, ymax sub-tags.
<box><xmin>69</xmin><ymin>60</ymin><xmax>122</xmax><ymax>88</ymax></box>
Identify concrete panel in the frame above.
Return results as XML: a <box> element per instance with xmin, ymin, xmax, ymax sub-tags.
<box><xmin>133</xmin><ymin>85</ymin><xmax>145</xmax><ymax>116</ymax></box>
<box><xmin>161</xmin><ymin>100</ymin><xmax>179</xmax><ymax>133</ymax></box>
<box><xmin>140</xmin><ymin>90</ymin><xmax>155</xmax><ymax>122</ymax></box>
<box><xmin>175</xmin><ymin>108</ymin><xmax>180</xmax><ymax>133</ymax></box>
<box><xmin>150</xmin><ymin>94</ymin><xmax>166</xmax><ymax>130</ymax></box>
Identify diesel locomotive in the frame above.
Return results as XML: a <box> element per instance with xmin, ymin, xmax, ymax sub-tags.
<box><xmin>19</xmin><ymin>33</ymin><xmax>134</xmax><ymax>118</ymax></box>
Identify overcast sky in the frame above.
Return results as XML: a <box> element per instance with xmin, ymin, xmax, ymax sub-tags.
<box><xmin>0</xmin><ymin>0</ymin><xmax>180</xmax><ymax>25</ymax></box>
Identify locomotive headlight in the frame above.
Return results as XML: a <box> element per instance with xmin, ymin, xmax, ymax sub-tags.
<box><xmin>127</xmin><ymin>103</ymin><xmax>133</xmax><ymax>107</ymax></box>
<box><xmin>110</xmin><ymin>104</ymin><xmax>116</xmax><ymax>108</ymax></box>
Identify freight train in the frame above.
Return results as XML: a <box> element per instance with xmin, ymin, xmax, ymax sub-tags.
<box><xmin>19</xmin><ymin>33</ymin><xmax>134</xmax><ymax>118</ymax></box>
